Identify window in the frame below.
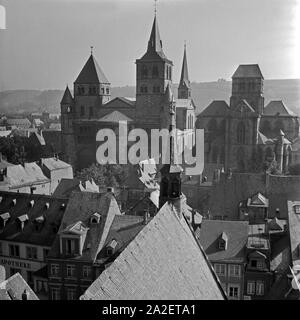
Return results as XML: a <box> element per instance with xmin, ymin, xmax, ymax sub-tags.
<box><xmin>247</xmin><ymin>281</ymin><xmax>255</xmax><ymax>295</ymax></box>
<box><xmin>294</xmin><ymin>205</ymin><xmax>300</xmax><ymax>214</ymax></box>
<box><xmin>50</xmin><ymin>264</ymin><xmax>59</xmax><ymax>276</ymax></box>
<box><xmin>89</xmin><ymin>107</ymin><xmax>94</xmax><ymax>118</ymax></box>
<box><xmin>141</xmin><ymin>65</ymin><xmax>148</xmax><ymax>78</ymax></box>
<box><xmin>66</xmin><ymin>239</ymin><xmax>76</xmax><ymax>255</ymax></box>
<box><xmin>214</xmin><ymin>263</ymin><xmax>226</xmax><ymax>276</ymax></box>
<box><xmin>66</xmin><ymin>265</ymin><xmax>76</xmax><ymax>278</ymax></box>
<box><xmin>106</xmin><ymin>88</ymin><xmax>109</xmax><ymax>95</ymax></box>
<box><xmin>67</xmin><ymin>287</ymin><xmax>76</xmax><ymax>300</ymax></box>
<box><xmin>43</xmin><ymin>249</ymin><xmax>49</xmax><ymax>262</ymax></box>
<box><xmin>26</xmin><ymin>246</ymin><xmax>38</xmax><ymax>260</ymax></box>
<box><xmin>256</xmin><ymin>281</ymin><xmax>264</xmax><ymax>296</ymax></box>
<box><xmin>250</xmin><ymin>259</ymin><xmax>257</xmax><ymax>268</ymax></box>
<box><xmin>9</xmin><ymin>244</ymin><xmax>20</xmax><ymax>257</ymax></box>
<box><xmin>83</xmin><ymin>265</ymin><xmax>91</xmax><ymax>278</ymax></box>
<box><xmin>228</xmin><ymin>264</ymin><xmax>241</xmax><ymax>278</ymax></box>
<box><xmin>228</xmin><ymin>284</ymin><xmax>240</xmax><ymax>300</ymax></box>
<box><xmin>51</xmin><ymin>287</ymin><xmax>61</xmax><ymax>300</ymax></box>
<box><xmin>257</xmin><ymin>260</ymin><xmax>265</xmax><ymax>269</ymax></box>
<box><xmin>80</xmin><ymin>106</ymin><xmax>85</xmax><ymax>117</ymax></box>
<box><xmin>237</xmin><ymin>122</ymin><xmax>246</xmax><ymax>144</ymax></box>
<box><xmin>152</xmin><ymin>65</ymin><xmax>159</xmax><ymax>78</ymax></box>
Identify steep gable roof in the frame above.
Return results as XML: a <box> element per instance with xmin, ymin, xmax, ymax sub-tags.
<box><xmin>198</xmin><ymin>220</ymin><xmax>248</xmax><ymax>263</ymax></box>
<box><xmin>198</xmin><ymin>100</ymin><xmax>229</xmax><ymax>117</ymax></box>
<box><xmin>232</xmin><ymin>64</ymin><xmax>264</xmax><ymax>79</ymax></box>
<box><xmin>81</xmin><ymin>201</ymin><xmax>225</xmax><ymax>300</ymax></box>
<box><xmin>61</xmin><ymin>86</ymin><xmax>73</xmax><ymax>104</ymax></box>
<box><xmin>263</xmin><ymin>100</ymin><xmax>297</xmax><ymax>117</ymax></box>
<box><xmin>75</xmin><ymin>54</ymin><xmax>109</xmax><ymax>84</ymax></box>
<box><xmin>179</xmin><ymin>45</ymin><xmax>190</xmax><ymax>88</ymax></box>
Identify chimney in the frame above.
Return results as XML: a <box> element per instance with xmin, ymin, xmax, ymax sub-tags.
<box><xmin>143</xmin><ymin>210</ymin><xmax>149</xmax><ymax>225</ymax></box>
<box><xmin>0</xmin><ymin>265</ymin><xmax>6</xmax><ymax>284</ymax></box>
<box><xmin>22</xmin><ymin>289</ymin><xmax>30</xmax><ymax>300</ymax></box>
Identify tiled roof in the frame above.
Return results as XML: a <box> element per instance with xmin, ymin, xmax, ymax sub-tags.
<box><xmin>198</xmin><ymin>100</ymin><xmax>229</xmax><ymax>117</ymax></box>
<box><xmin>0</xmin><ymin>191</ymin><xmax>67</xmax><ymax>246</ymax></box>
<box><xmin>198</xmin><ymin>220</ymin><xmax>248</xmax><ymax>263</ymax></box>
<box><xmin>52</xmin><ymin>178</ymin><xmax>99</xmax><ymax>197</ymax></box>
<box><xmin>81</xmin><ymin>200</ymin><xmax>225</xmax><ymax>300</ymax></box>
<box><xmin>41</xmin><ymin>157</ymin><xmax>71</xmax><ymax>171</ymax></box>
<box><xmin>75</xmin><ymin>54</ymin><xmax>109</xmax><ymax>84</ymax></box>
<box><xmin>48</xmin><ymin>191</ymin><xmax>123</xmax><ymax>262</ymax></box>
<box><xmin>0</xmin><ymin>272</ymin><xmax>38</xmax><ymax>300</ymax></box>
<box><xmin>98</xmin><ymin>111</ymin><xmax>134</xmax><ymax>123</ymax></box>
<box><xmin>264</xmin><ymin>100</ymin><xmax>297</xmax><ymax>117</ymax></box>
<box><xmin>232</xmin><ymin>64</ymin><xmax>264</xmax><ymax>79</ymax></box>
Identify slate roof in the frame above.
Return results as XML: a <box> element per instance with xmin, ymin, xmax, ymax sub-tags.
<box><xmin>198</xmin><ymin>100</ymin><xmax>229</xmax><ymax>117</ymax></box>
<box><xmin>198</xmin><ymin>220</ymin><xmax>248</xmax><ymax>263</ymax></box>
<box><xmin>0</xmin><ymin>272</ymin><xmax>38</xmax><ymax>300</ymax></box>
<box><xmin>179</xmin><ymin>45</ymin><xmax>190</xmax><ymax>88</ymax></box>
<box><xmin>41</xmin><ymin>157</ymin><xmax>71</xmax><ymax>171</ymax></box>
<box><xmin>0</xmin><ymin>191</ymin><xmax>68</xmax><ymax>246</ymax></box>
<box><xmin>98</xmin><ymin>111</ymin><xmax>134</xmax><ymax>123</ymax></box>
<box><xmin>264</xmin><ymin>100</ymin><xmax>297</xmax><ymax>117</ymax></box>
<box><xmin>48</xmin><ymin>191</ymin><xmax>124</xmax><ymax>262</ymax></box>
<box><xmin>232</xmin><ymin>64</ymin><xmax>264</xmax><ymax>79</ymax></box>
<box><xmin>81</xmin><ymin>200</ymin><xmax>225</xmax><ymax>300</ymax></box>
<box><xmin>287</xmin><ymin>200</ymin><xmax>300</xmax><ymax>266</ymax></box>
<box><xmin>75</xmin><ymin>54</ymin><xmax>109</xmax><ymax>84</ymax></box>
<box><xmin>61</xmin><ymin>86</ymin><xmax>73</xmax><ymax>104</ymax></box>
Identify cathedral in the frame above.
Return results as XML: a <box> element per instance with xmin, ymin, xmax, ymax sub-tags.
<box><xmin>60</xmin><ymin>14</ymin><xmax>195</xmax><ymax>171</ymax></box>
<box><xmin>196</xmin><ymin>64</ymin><xmax>300</xmax><ymax>175</ymax></box>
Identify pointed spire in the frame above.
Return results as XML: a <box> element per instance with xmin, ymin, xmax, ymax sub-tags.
<box><xmin>75</xmin><ymin>53</ymin><xmax>109</xmax><ymax>84</ymax></box>
<box><xmin>61</xmin><ymin>85</ymin><xmax>73</xmax><ymax>104</ymax></box>
<box><xmin>180</xmin><ymin>42</ymin><xmax>190</xmax><ymax>88</ymax></box>
<box><xmin>147</xmin><ymin>15</ymin><xmax>163</xmax><ymax>54</ymax></box>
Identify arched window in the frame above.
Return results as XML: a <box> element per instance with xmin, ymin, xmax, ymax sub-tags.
<box><xmin>141</xmin><ymin>65</ymin><xmax>148</xmax><ymax>79</ymax></box>
<box><xmin>152</xmin><ymin>65</ymin><xmax>159</xmax><ymax>78</ymax></box>
<box><xmin>237</xmin><ymin>122</ymin><xmax>246</xmax><ymax>144</ymax></box>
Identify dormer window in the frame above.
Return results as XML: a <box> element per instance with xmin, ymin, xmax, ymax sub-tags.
<box><xmin>106</xmin><ymin>239</ymin><xmax>118</xmax><ymax>256</ymax></box>
<box><xmin>90</xmin><ymin>212</ymin><xmax>101</xmax><ymax>224</ymax></box>
<box><xmin>66</xmin><ymin>238</ymin><xmax>77</xmax><ymax>255</ymax></box>
<box><xmin>45</xmin><ymin>202</ymin><xmax>50</xmax><ymax>210</ymax></box>
<box><xmin>11</xmin><ymin>199</ymin><xmax>17</xmax><ymax>206</ymax></box>
<box><xmin>17</xmin><ymin>214</ymin><xmax>29</xmax><ymax>230</ymax></box>
<box><xmin>0</xmin><ymin>212</ymin><xmax>10</xmax><ymax>228</ymax></box>
<box><xmin>294</xmin><ymin>205</ymin><xmax>300</xmax><ymax>214</ymax></box>
<box><xmin>219</xmin><ymin>232</ymin><xmax>228</xmax><ymax>250</ymax></box>
<box><xmin>29</xmin><ymin>200</ymin><xmax>34</xmax><ymax>207</ymax></box>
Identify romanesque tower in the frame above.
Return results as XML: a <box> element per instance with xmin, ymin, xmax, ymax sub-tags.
<box><xmin>135</xmin><ymin>15</ymin><xmax>173</xmax><ymax>131</ymax></box>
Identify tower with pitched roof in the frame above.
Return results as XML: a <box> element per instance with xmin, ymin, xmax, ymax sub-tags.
<box><xmin>178</xmin><ymin>44</ymin><xmax>191</xmax><ymax>99</ymax></box>
<box><xmin>135</xmin><ymin>14</ymin><xmax>173</xmax><ymax>130</ymax></box>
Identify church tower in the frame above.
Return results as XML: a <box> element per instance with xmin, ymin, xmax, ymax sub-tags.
<box><xmin>60</xmin><ymin>85</ymin><xmax>76</xmax><ymax>165</ymax></box>
<box><xmin>135</xmin><ymin>14</ymin><xmax>173</xmax><ymax>130</ymax></box>
<box><xmin>73</xmin><ymin>50</ymin><xmax>111</xmax><ymax>120</ymax></box>
<box><xmin>178</xmin><ymin>44</ymin><xmax>191</xmax><ymax>99</ymax></box>
<box><xmin>159</xmin><ymin>87</ymin><xmax>183</xmax><ymax>209</ymax></box>
<box><xmin>230</xmin><ymin>64</ymin><xmax>264</xmax><ymax>114</ymax></box>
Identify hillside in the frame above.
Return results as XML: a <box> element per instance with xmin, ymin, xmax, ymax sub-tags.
<box><xmin>1</xmin><ymin>79</ymin><xmax>299</xmax><ymax>116</ymax></box>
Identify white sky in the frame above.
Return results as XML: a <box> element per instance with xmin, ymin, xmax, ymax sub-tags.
<box><xmin>0</xmin><ymin>0</ymin><xmax>299</xmax><ymax>90</ymax></box>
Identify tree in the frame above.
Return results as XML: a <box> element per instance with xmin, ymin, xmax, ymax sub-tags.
<box><xmin>0</xmin><ymin>136</ymin><xmax>27</xmax><ymax>164</ymax></box>
<box><xmin>76</xmin><ymin>163</ymin><xmax>129</xmax><ymax>189</ymax></box>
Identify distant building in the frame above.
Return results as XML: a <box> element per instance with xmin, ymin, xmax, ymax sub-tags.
<box><xmin>197</xmin><ymin>65</ymin><xmax>299</xmax><ymax>175</ymax></box>
<box><xmin>0</xmin><ymin>191</ymin><xmax>68</xmax><ymax>296</ymax></box>
<box><xmin>0</xmin><ymin>266</ymin><xmax>38</xmax><ymax>300</ymax></box>
<box><xmin>197</xmin><ymin>220</ymin><xmax>249</xmax><ymax>300</ymax></box>
<box><xmin>6</xmin><ymin>118</ymin><xmax>31</xmax><ymax>130</ymax></box>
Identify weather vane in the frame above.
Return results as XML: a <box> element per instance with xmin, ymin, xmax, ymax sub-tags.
<box><xmin>90</xmin><ymin>46</ymin><xmax>94</xmax><ymax>55</ymax></box>
<box><xmin>154</xmin><ymin>0</ymin><xmax>157</xmax><ymax>16</ymax></box>
<box><xmin>184</xmin><ymin>40</ymin><xmax>186</xmax><ymax>50</ymax></box>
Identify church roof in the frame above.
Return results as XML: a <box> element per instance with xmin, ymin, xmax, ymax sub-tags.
<box><xmin>198</xmin><ymin>100</ymin><xmax>229</xmax><ymax>117</ymax></box>
<box><xmin>232</xmin><ymin>64</ymin><xmax>264</xmax><ymax>79</ymax></box>
<box><xmin>139</xmin><ymin>16</ymin><xmax>171</xmax><ymax>63</ymax></box>
<box><xmin>257</xmin><ymin>131</ymin><xmax>274</xmax><ymax>145</ymax></box>
<box><xmin>98</xmin><ymin>111</ymin><xmax>134</xmax><ymax>123</ymax></box>
<box><xmin>75</xmin><ymin>54</ymin><xmax>109</xmax><ymax>84</ymax></box>
<box><xmin>175</xmin><ymin>99</ymin><xmax>195</xmax><ymax>110</ymax></box>
<box><xmin>61</xmin><ymin>86</ymin><xmax>73</xmax><ymax>104</ymax></box>
<box><xmin>80</xmin><ymin>201</ymin><xmax>225</xmax><ymax>300</ymax></box>
<box><xmin>179</xmin><ymin>45</ymin><xmax>190</xmax><ymax>88</ymax></box>
<box><xmin>263</xmin><ymin>100</ymin><xmax>297</xmax><ymax>117</ymax></box>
